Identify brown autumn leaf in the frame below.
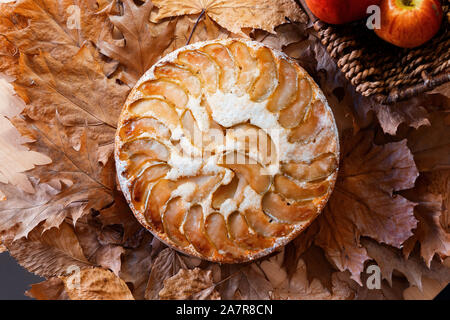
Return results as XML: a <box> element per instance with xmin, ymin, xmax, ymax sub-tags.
<box><xmin>426</xmin><ymin>170</ymin><xmax>450</xmax><ymax>233</ymax></box>
<box><xmin>402</xmin><ymin>175</ymin><xmax>450</xmax><ymax>267</ymax></box>
<box><xmin>96</xmin><ymin>188</ymin><xmax>143</xmax><ymax>244</ymax></box>
<box><xmin>4</xmin><ymin>222</ymin><xmax>93</xmax><ymax>278</ymax></box>
<box><xmin>159</xmin><ymin>268</ymin><xmax>220</xmax><ymax>300</ymax></box>
<box><xmin>98</xmin><ymin>0</ymin><xmax>177</xmax><ymax>85</ymax></box>
<box><xmin>163</xmin><ymin>13</ymin><xmax>234</xmax><ymax>55</ymax></box>
<box><xmin>299</xmin><ymin>245</ymin><xmax>336</xmax><ymax>292</ymax></box>
<box><xmin>61</xmin><ymin>267</ymin><xmax>134</xmax><ymax>300</ymax></box>
<box><xmin>144</xmin><ymin>247</ymin><xmax>188</xmax><ymax>300</ymax></box>
<box><xmin>272</xmin><ymin>259</ymin><xmax>352</xmax><ymax>300</ymax></box>
<box><xmin>333</xmin><ymin>269</ymin><xmax>408</xmax><ymax>300</ymax></box>
<box><xmin>0</xmin><ymin>44</ymin><xmax>130</xmax><ymax>239</ymax></box>
<box><xmin>151</xmin><ymin>0</ymin><xmax>308</xmax><ymax>36</ymax></box>
<box><xmin>403</xmin><ymin>275</ymin><xmax>449</xmax><ymax>300</ymax></box>
<box><xmin>0</xmin><ymin>116</ymin><xmax>117</xmax><ymax>239</ymax></box>
<box><xmin>0</xmin><ymin>75</ymin><xmax>51</xmax><ymax>194</ymax></box>
<box><xmin>26</xmin><ymin>277</ymin><xmax>70</xmax><ymax>300</ymax></box>
<box><xmin>119</xmin><ymin>232</ymin><xmax>154</xmax><ymax>300</ymax></box>
<box><xmin>254</xmin><ymin>249</ymin><xmax>352</xmax><ymax>300</ymax></box>
<box><xmin>252</xmin><ymin>22</ymin><xmax>308</xmax><ymax>51</ymax></box>
<box><xmin>16</xmin><ymin>45</ymin><xmax>129</xmax><ymax>139</ymax></box>
<box><xmin>0</xmin><ymin>241</ymin><xmax>6</xmax><ymax>253</ymax></box>
<box><xmin>406</xmin><ymin>108</ymin><xmax>450</xmax><ymax>172</ymax></box>
<box><xmin>315</xmin><ymin>130</ymin><xmax>419</xmax><ymax>284</ymax></box>
<box><xmin>362</xmin><ymin>239</ymin><xmax>450</xmax><ymax>291</ymax></box>
<box><xmin>1</xmin><ymin>0</ymin><xmax>110</xmax><ymax>64</ymax></box>
<box><xmin>74</xmin><ymin>214</ymin><xmax>126</xmax><ymax>276</ymax></box>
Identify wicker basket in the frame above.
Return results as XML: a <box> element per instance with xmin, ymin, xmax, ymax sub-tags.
<box><xmin>299</xmin><ymin>0</ymin><xmax>450</xmax><ymax>104</ymax></box>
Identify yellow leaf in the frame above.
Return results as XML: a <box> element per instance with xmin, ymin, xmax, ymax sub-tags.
<box><xmin>152</xmin><ymin>0</ymin><xmax>307</xmax><ymax>36</ymax></box>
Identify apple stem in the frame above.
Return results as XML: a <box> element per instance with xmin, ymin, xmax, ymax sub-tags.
<box><xmin>402</xmin><ymin>0</ymin><xmax>414</xmax><ymax>6</ymax></box>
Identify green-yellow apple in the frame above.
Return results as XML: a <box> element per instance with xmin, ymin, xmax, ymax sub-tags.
<box><xmin>304</xmin><ymin>0</ymin><xmax>382</xmax><ymax>24</ymax></box>
<box><xmin>375</xmin><ymin>0</ymin><xmax>443</xmax><ymax>48</ymax></box>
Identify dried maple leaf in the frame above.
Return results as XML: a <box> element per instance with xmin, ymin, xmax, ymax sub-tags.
<box><xmin>1</xmin><ymin>0</ymin><xmax>110</xmax><ymax>64</ymax></box>
<box><xmin>406</xmin><ymin>108</ymin><xmax>450</xmax><ymax>172</ymax></box>
<box><xmin>403</xmin><ymin>259</ymin><xmax>450</xmax><ymax>300</ymax></box>
<box><xmin>98</xmin><ymin>0</ymin><xmax>177</xmax><ymax>85</ymax></box>
<box><xmin>272</xmin><ymin>259</ymin><xmax>348</xmax><ymax>300</ymax></box>
<box><xmin>362</xmin><ymin>239</ymin><xmax>450</xmax><ymax>291</ymax></box>
<box><xmin>315</xmin><ymin>130</ymin><xmax>419</xmax><ymax>284</ymax></box>
<box><xmin>152</xmin><ymin>0</ymin><xmax>307</xmax><ymax>36</ymax></box>
<box><xmin>257</xmin><ymin>249</ymin><xmax>351</xmax><ymax>300</ymax></box>
<box><xmin>426</xmin><ymin>170</ymin><xmax>450</xmax><ymax>233</ymax></box>
<box><xmin>0</xmin><ymin>75</ymin><xmax>51</xmax><ymax>194</ymax></box>
<box><xmin>61</xmin><ymin>267</ymin><xmax>134</xmax><ymax>300</ymax></box>
<box><xmin>3</xmin><ymin>222</ymin><xmax>93</xmax><ymax>278</ymax></box>
<box><xmin>163</xmin><ymin>14</ymin><xmax>233</xmax><ymax>56</ymax></box>
<box><xmin>332</xmin><ymin>269</ymin><xmax>408</xmax><ymax>300</ymax></box>
<box><xmin>159</xmin><ymin>268</ymin><xmax>220</xmax><ymax>300</ymax></box>
<box><xmin>402</xmin><ymin>176</ymin><xmax>450</xmax><ymax>267</ymax></box>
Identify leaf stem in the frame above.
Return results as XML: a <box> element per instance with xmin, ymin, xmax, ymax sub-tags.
<box><xmin>186</xmin><ymin>9</ymin><xmax>206</xmax><ymax>46</ymax></box>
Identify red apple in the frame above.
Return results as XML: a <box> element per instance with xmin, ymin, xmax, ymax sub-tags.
<box><xmin>375</xmin><ymin>0</ymin><xmax>443</xmax><ymax>48</ymax></box>
<box><xmin>304</xmin><ymin>0</ymin><xmax>382</xmax><ymax>24</ymax></box>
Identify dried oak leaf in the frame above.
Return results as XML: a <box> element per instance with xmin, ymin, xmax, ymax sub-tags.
<box><xmin>362</xmin><ymin>239</ymin><xmax>450</xmax><ymax>291</ymax></box>
<box><xmin>159</xmin><ymin>268</ymin><xmax>220</xmax><ymax>300</ymax></box>
<box><xmin>0</xmin><ymin>45</ymin><xmax>129</xmax><ymax>239</ymax></box>
<box><xmin>16</xmin><ymin>45</ymin><xmax>129</xmax><ymax>136</ymax></box>
<box><xmin>315</xmin><ymin>130</ymin><xmax>419</xmax><ymax>284</ymax></box>
<box><xmin>1</xmin><ymin>0</ymin><xmax>110</xmax><ymax>63</ymax></box>
<box><xmin>26</xmin><ymin>277</ymin><xmax>70</xmax><ymax>300</ymax></box>
<box><xmin>4</xmin><ymin>222</ymin><xmax>93</xmax><ymax>278</ymax></box>
<box><xmin>151</xmin><ymin>0</ymin><xmax>308</xmax><ymax>36</ymax></box>
<box><xmin>61</xmin><ymin>267</ymin><xmax>134</xmax><ymax>300</ymax></box>
<box><xmin>98</xmin><ymin>0</ymin><xmax>177</xmax><ymax>85</ymax></box>
<box><xmin>0</xmin><ymin>75</ymin><xmax>51</xmax><ymax>194</ymax></box>
<box><xmin>402</xmin><ymin>175</ymin><xmax>450</xmax><ymax>267</ymax></box>
<box><xmin>0</xmin><ymin>116</ymin><xmax>117</xmax><ymax>239</ymax></box>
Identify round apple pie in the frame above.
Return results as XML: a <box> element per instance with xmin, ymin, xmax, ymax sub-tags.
<box><xmin>115</xmin><ymin>39</ymin><xmax>339</xmax><ymax>263</ymax></box>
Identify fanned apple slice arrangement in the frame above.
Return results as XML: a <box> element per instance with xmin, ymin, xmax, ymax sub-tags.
<box><xmin>115</xmin><ymin>39</ymin><xmax>339</xmax><ymax>263</ymax></box>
